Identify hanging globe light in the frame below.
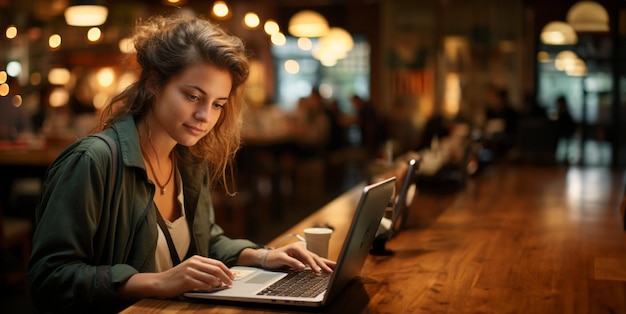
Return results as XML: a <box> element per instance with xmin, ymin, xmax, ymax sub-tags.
<box><xmin>540</xmin><ymin>21</ymin><xmax>577</xmax><ymax>45</ymax></box>
<box><xmin>64</xmin><ymin>1</ymin><xmax>108</xmax><ymax>27</ymax></box>
<box><xmin>566</xmin><ymin>1</ymin><xmax>609</xmax><ymax>32</ymax></box>
<box><xmin>288</xmin><ymin>10</ymin><xmax>329</xmax><ymax>38</ymax></box>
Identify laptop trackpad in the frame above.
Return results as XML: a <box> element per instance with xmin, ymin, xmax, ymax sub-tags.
<box><xmin>246</xmin><ymin>273</ymin><xmax>278</xmax><ymax>284</ymax></box>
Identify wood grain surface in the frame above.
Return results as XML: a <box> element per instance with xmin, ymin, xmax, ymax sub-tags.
<box><xmin>121</xmin><ymin>164</ymin><xmax>626</xmax><ymax>313</ymax></box>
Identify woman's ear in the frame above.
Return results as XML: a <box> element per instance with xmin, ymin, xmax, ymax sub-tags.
<box><xmin>144</xmin><ymin>71</ymin><xmax>161</xmax><ymax>97</ymax></box>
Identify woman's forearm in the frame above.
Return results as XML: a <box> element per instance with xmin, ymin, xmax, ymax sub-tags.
<box><xmin>118</xmin><ymin>272</ymin><xmax>163</xmax><ymax>299</ymax></box>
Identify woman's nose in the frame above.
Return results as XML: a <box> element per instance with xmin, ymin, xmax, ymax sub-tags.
<box><xmin>194</xmin><ymin>109</ymin><xmax>209</xmax><ymax>122</ymax></box>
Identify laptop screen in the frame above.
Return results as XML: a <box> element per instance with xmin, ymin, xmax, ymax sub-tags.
<box><xmin>389</xmin><ymin>158</ymin><xmax>419</xmax><ymax>239</ymax></box>
<box><xmin>324</xmin><ymin>176</ymin><xmax>395</xmax><ymax>303</ymax></box>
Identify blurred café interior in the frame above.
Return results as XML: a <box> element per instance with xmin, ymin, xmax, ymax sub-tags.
<box><xmin>1</xmin><ymin>0</ymin><xmax>626</xmax><ymax>312</ymax></box>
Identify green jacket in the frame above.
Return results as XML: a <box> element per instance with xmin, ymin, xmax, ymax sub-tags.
<box><xmin>27</xmin><ymin>115</ymin><xmax>258</xmax><ymax>313</ymax></box>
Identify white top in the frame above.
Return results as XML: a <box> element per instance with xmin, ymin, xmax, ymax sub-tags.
<box><xmin>154</xmin><ymin>169</ymin><xmax>190</xmax><ymax>272</ymax></box>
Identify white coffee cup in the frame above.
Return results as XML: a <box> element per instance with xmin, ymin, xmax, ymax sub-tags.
<box><xmin>303</xmin><ymin>227</ymin><xmax>333</xmax><ymax>258</ymax></box>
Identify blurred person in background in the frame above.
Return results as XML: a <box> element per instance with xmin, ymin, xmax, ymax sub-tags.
<box><xmin>482</xmin><ymin>85</ymin><xmax>519</xmax><ymax>158</ymax></box>
<box><xmin>554</xmin><ymin>95</ymin><xmax>576</xmax><ymax>164</ymax></box>
<box><xmin>292</xmin><ymin>87</ymin><xmax>331</xmax><ymax>158</ymax></box>
<box><xmin>351</xmin><ymin>94</ymin><xmax>385</xmax><ymax>157</ymax></box>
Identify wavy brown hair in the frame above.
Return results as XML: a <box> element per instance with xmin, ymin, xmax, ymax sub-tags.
<box><xmin>99</xmin><ymin>13</ymin><xmax>250</xmax><ymax>192</ymax></box>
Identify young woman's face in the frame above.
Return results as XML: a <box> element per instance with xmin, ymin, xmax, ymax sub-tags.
<box><xmin>153</xmin><ymin>62</ymin><xmax>233</xmax><ymax>147</ymax></box>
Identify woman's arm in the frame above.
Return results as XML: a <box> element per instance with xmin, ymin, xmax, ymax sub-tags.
<box><xmin>28</xmin><ymin>139</ymin><xmax>134</xmax><ymax>311</ymax></box>
<box><xmin>236</xmin><ymin>244</ymin><xmax>335</xmax><ymax>273</ymax></box>
<box><xmin>118</xmin><ymin>255</ymin><xmax>234</xmax><ymax>298</ymax></box>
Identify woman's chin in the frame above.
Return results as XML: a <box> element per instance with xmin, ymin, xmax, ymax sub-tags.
<box><xmin>177</xmin><ymin>137</ymin><xmax>202</xmax><ymax>147</ymax></box>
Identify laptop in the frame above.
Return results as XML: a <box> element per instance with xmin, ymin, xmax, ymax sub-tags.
<box><xmin>388</xmin><ymin>158</ymin><xmax>420</xmax><ymax>239</ymax></box>
<box><xmin>183</xmin><ymin>177</ymin><xmax>396</xmax><ymax>307</ymax></box>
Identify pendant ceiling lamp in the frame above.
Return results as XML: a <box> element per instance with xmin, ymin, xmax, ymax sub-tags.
<box><xmin>566</xmin><ymin>1</ymin><xmax>609</xmax><ymax>32</ymax></box>
<box><xmin>64</xmin><ymin>0</ymin><xmax>108</xmax><ymax>27</ymax></box>
<box><xmin>540</xmin><ymin>21</ymin><xmax>577</xmax><ymax>45</ymax></box>
<box><xmin>312</xmin><ymin>27</ymin><xmax>354</xmax><ymax>67</ymax></box>
<box><xmin>554</xmin><ymin>50</ymin><xmax>579</xmax><ymax>71</ymax></box>
<box><xmin>163</xmin><ymin>0</ymin><xmax>187</xmax><ymax>6</ymax></box>
<box><xmin>322</xmin><ymin>27</ymin><xmax>354</xmax><ymax>52</ymax></box>
<box><xmin>288</xmin><ymin>10</ymin><xmax>329</xmax><ymax>38</ymax></box>
<box><xmin>565</xmin><ymin>58</ymin><xmax>588</xmax><ymax>76</ymax></box>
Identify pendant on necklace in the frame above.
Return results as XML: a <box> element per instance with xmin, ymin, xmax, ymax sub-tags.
<box><xmin>160</xmin><ymin>187</ymin><xmax>166</xmax><ymax>195</ymax></box>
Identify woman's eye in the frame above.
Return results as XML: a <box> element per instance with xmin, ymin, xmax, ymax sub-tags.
<box><xmin>186</xmin><ymin>93</ymin><xmax>200</xmax><ymax>101</ymax></box>
<box><xmin>213</xmin><ymin>103</ymin><xmax>225</xmax><ymax>109</ymax></box>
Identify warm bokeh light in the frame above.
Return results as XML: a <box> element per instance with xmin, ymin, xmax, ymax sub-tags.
<box><xmin>163</xmin><ymin>0</ymin><xmax>185</xmax><ymax>5</ymax></box>
<box><xmin>319</xmin><ymin>58</ymin><xmax>337</xmax><ymax>67</ymax></box>
<box><xmin>444</xmin><ymin>73</ymin><xmax>460</xmax><ymax>117</ymax></box>
<box><xmin>288</xmin><ymin>10</ymin><xmax>329</xmax><ymax>38</ymax></box>
<box><xmin>28</xmin><ymin>27</ymin><xmax>42</xmax><ymax>42</ymax></box>
<box><xmin>297</xmin><ymin>37</ymin><xmax>313</xmax><ymax>51</ymax></box>
<box><xmin>119</xmin><ymin>38</ymin><xmax>136</xmax><ymax>53</ymax></box>
<box><xmin>498</xmin><ymin>40</ymin><xmax>515</xmax><ymax>53</ymax></box>
<box><xmin>12</xmin><ymin>95</ymin><xmax>23</xmax><ymax>107</ymax></box>
<box><xmin>49</xmin><ymin>88</ymin><xmax>69</xmax><ymax>107</ymax></box>
<box><xmin>565</xmin><ymin>58</ymin><xmax>587</xmax><ymax>76</ymax></box>
<box><xmin>320</xmin><ymin>27</ymin><xmax>354</xmax><ymax>53</ymax></box>
<box><xmin>244</xmin><ymin>12</ymin><xmax>260</xmax><ymax>29</ymax></box>
<box><xmin>212</xmin><ymin>1</ymin><xmax>229</xmax><ymax>18</ymax></box>
<box><xmin>0</xmin><ymin>71</ymin><xmax>7</xmax><ymax>84</ymax></box>
<box><xmin>537</xmin><ymin>51</ymin><xmax>551</xmax><ymax>63</ymax></box>
<box><xmin>271</xmin><ymin>32</ymin><xmax>286</xmax><ymax>46</ymax></box>
<box><xmin>49</xmin><ymin>34</ymin><xmax>62</xmax><ymax>49</ymax></box>
<box><xmin>312</xmin><ymin>45</ymin><xmax>345</xmax><ymax>64</ymax></box>
<box><xmin>542</xmin><ymin>31</ymin><xmax>565</xmax><ymax>44</ymax></box>
<box><xmin>264</xmin><ymin>20</ymin><xmax>280</xmax><ymax>35</ymax></box>
<box><xmin>93</xmin><ymin>92</ymin><xmax>109</xmax><ymax>109</ymax></box>
<box><xmin>97</xmin><ymin>67</ymin><xmax>115</xmax><ymax>87</ymax></box>
<box><xmin>566</xmin><ymin>1</ymin><xmax>610</xmax><ymax>32</ymax></box>
<box><xmin>540</xmin><ymin>21</ymin><xmax>577</xmax><ymax>45</ymax></box>
<box><xmin>284</xmin><ymin>60</ymin><xmax>300</xmax><ymax>74</ymax></box>
<box><xmin>87</xmin><ymin>27</ymin><xmax>102</xmax><ymax>42</ymax></box>
<box><xmin>0</xmin><ymin>84</ymin><xmax>8</xmax><ymax>96</ymax></box>
<box><xmin>312</xmin><ymin>27</ymin><xmax>352</xmax><ymax>64</ymax></box>
<box><xmin>5</xmin><ymin>25</ymin><xmax>17</xmax><ymax>39</ymax></box>
<box><xmin>48</xmin><ymin>68</ymin><xmax>71</xmax><ymax>85</ymax></box>
<box><xmin>115</xmin><ymin>72</ymin><xmax>139</xmax><ymax>93</ymax></box>
<box><xmin>64</xmin><ymin>5</ymin><xmax>108</xmax><ymax>26</ymax></box>
<box><xmin>554</xmin><ymin>50</ymin><xmax>578</xmax><ymax>71</ymax></box>
<box><xmin>30</xmin><ymin>72</ymin><xmax>42</xmax><ymax>86</ymax></box>
<box><xmin>116</xmin><ymin>72</ymin><xmax>139</xmax><ymax>93</ymax></box>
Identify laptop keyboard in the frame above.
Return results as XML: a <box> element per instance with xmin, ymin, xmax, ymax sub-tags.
<box><xmin>257</xmin><ymin>270</ymin><xmax>330</xmax><ymax>298</ymax></box>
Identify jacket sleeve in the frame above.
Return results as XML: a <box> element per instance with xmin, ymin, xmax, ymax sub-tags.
<box><xmin>27</xmin><ymin>139</ymin><xmax>138</xmax><ymax>312</ymax></box>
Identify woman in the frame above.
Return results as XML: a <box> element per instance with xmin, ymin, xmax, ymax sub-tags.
<box><xmin>27</xmin><ymin>14</ymin><xmax>335</xmax><ymax>313</ymax></box>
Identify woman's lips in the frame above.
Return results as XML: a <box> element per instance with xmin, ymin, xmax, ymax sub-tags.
<box><xmin>185</xmin><ymin>124</ymin><xmax>205</xmax><ymax>136</ymax></box>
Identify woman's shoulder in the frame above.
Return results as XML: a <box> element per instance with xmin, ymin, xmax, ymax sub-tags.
<box><xmin>77</xmin><ymin>134</ymin><xmax>116</xmax><ymax>156</ymax></box>
<box><xmin>50</xmin><ymin>135</ymin><xmax>115</xmax><ymax>171</ymax></box>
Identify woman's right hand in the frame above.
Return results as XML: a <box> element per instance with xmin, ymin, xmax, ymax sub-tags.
<box><xmin>119</xmin><ymin>255</ymin><xmax>234</xmax><ymax>299</ymax></box>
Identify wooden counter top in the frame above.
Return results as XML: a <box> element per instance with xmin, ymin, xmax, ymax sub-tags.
<box><xmin>121</xmin><ymin>164</ymin><xmax>626</xmax><ymax>313</ymax></box>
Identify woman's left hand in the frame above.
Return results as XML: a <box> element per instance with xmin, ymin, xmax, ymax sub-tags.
<box><xmin>261</xmin><ymin>242</ymin><xmax>335</xmax><ymax>273</ymax></box>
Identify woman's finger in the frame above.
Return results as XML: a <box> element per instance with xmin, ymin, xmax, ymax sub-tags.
<box><xmin>286</xmin><ymin>244</ymin><xmax>327</xmax><ymax>273</ymax></box>
<box><xmin>185</xmin><ymin>256</ymin><xmax>234</xmax><ymax>285</ymax></box>
<box><xmin>187</xmin><ymin>271</ymin><xmax>226</xmax><ymax>291</ymax></box>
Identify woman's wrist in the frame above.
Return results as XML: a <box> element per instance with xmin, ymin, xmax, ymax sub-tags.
<box><xmin>236</xmin><ymin>247</ymin><xmax>272</xmax><ymax>267</ymax></box>
<box><xmin>256</xmin><ymin>248</ymin><xmax>272</xmax><ymax>269</ymax></box>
